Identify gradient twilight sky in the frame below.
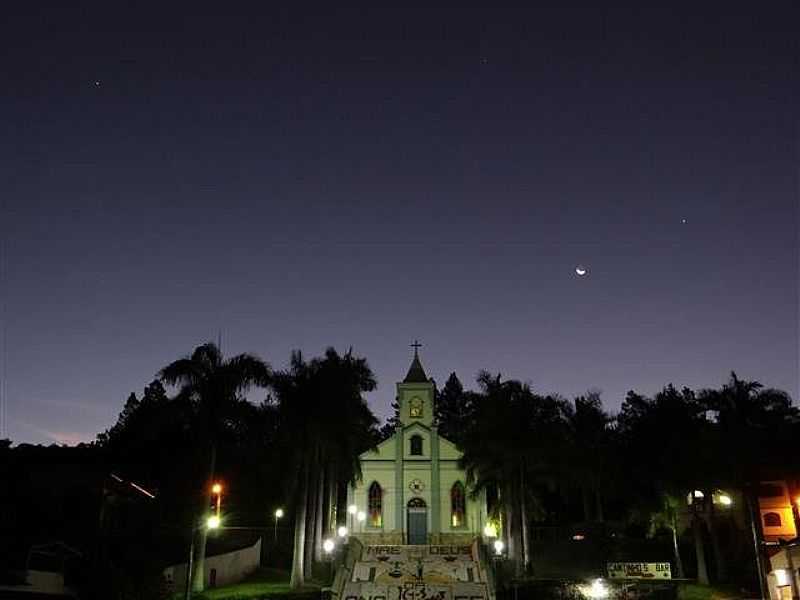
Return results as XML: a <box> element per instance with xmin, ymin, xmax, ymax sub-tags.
<box><xmin>2</xmin><ymin>3</ymin><xmax>798</xmax><ymax>445</ymax></box>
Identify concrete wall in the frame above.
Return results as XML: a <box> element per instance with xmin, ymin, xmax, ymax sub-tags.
<box><xmin>0</xmin><ymin>571</ymin><xmax>68</xmax><ymax>596</ymax></box>
<box><xmin>164</xmin><ymin>538</ymin><xmax>261</xmax><ymax>592</ymax></box>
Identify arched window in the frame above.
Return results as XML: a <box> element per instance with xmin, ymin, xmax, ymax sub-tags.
<box><xmin>451</xmin><ymin>481</ymin><xmax>466</xmax><ymax>528</ymax></box>
<box><xmin>368</xmin><ymin>481</ymin><xmax>383</xmax><ymax>527</ymax></box>
<box><xmin>410</xmin><ymin>434</ymin><xmax>423</xmax><ymax>456</ymax></box>
<box><xmin>764</xmin><ymin>512</ymin><xmax>782</xmax><ymax>527</ymax></box>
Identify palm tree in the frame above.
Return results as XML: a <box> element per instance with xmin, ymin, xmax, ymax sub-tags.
<box><xmin>563</xmin><ymin>392</ymin><xmax>614</xmax><ymax>523</ymax></box>
<box><xmin>617</xmin><ymin>386</ymin><xmax>711</xmax><ymax>583</ymax></box>
<box><xmin>649</xmin><ymin>494</ymin><xmax>686</xmax><ymax>579</ymax></box>
<box><xmin>274</xmin><ymin>348</ymin><xmax>377</xmax><ymax>589</ymax></box>
<box><xmin>699</xmin><ymin>372</ymin><xmax>796</xmax><ymax>588</ymax></box>
<box><xmin>159</xmin><ymin>342</ymin><xmax>270</xmax><ymax>594</ymax></box>
<box><xmin>460</xmin><ymin>372</ymin><xmax>570</xmax><ymax>577</ymax></box>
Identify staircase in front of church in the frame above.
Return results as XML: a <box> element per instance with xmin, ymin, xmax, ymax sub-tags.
<box><xmin>334</xmin><ymin>542</ymin><xmax>494</xmax><ymax>600</ymax></box>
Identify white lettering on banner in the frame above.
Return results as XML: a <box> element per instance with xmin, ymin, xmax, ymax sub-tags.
<box><xmin>607</xmin><ymin>563</ymin><xmax>671</xmax><ymax>580</ymax></box>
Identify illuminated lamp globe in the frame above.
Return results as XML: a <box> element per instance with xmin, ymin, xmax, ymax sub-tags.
<box><xmin>337</xmin><ymin>526</ymin><xmax>348</xmax><ymax>538</ymax></box>
<box><xmin>323</xmin><ymin>538</ymin><xmax>335</xmax><ymax>554</ymax></box>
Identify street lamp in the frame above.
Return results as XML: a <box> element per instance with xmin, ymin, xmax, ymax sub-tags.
<box><xmin>322</xmin><ymin>538</ymin><xmax>336</xmax><ymax>580</ymax></box>
<box><xmin>211</xmin><ymin>483</ymin><xmax>223</xmax><ymax>519</ymax></box>
<box><xmin>357</xmin><ymin>511</ymin><xmax>366</xmax><ymax>532</ymax></box>
<box><xmin>348</xmin><ymin>504</ymin><xmax>357</xmax><ymax>532</ymax></box>
<box><xmin>337</xmin><ymin>526</ymin><xmax>348</xmax><ymax>538</ymax></box>
<box><xmin>274</xmin><ymin>508</ymin><xmax>284</xmax><ymax>542</ymax></box>
<box><xmin>493</xmin><ymin>539</ymin><xmax>505</xmax><ymax>556</ymax></box>
<box><xmin>483</xmin><ymin>522</ymin><xmax>498</xmax><ymax>538</ymax></box>
<box><xmin>582</xmin><ymin>579</ymin><xmax>609</xmax><ymax>599</ymax></box>
<box><xmin>185</xmin><ymin>516</ymin><xmax>222</xmax><ymax>600</ymax></box>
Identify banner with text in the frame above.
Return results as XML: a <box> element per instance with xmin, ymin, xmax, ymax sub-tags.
<box><xmin>607</xmin><ymin>563</ymin><xmax>671</xmax><ymax>580</ymax></box>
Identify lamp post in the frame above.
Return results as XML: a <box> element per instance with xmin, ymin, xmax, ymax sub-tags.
<box><xmin>323</xmin><ymin>538</ymin><xmax>336</xmax><ymax>582</ymax></box>
<box><xmin>184</xmin><ymin>483</ymin><xmax>223</xmax><ymax>600</ymax></box>
<box><xmin>184</xmin><ymin>515</ymin><xmax>221</xmax><ymax>600</ymax></box>
<box><xmin>348</xmin><ymin>504</ymin><xmax>357</xmax><ymax>533</ymax></box>
<box><xmin>211</xmin><ymin>483</ymin><xmax>223</xmax><ymax>519</ymax></box>
<box><xmin>493</xmin><ymin>539</ymin><xmax>505</xmax><ymax>557</ymax></box>
<box><xmin>274</xmin><ymin>508</ymin><xmax>284</xmax><ymax>542</ymax></box>
<box><xmin>357</xmin><ymin>510</ymin><xmax>366</xmax><ymax>533</ymax></box>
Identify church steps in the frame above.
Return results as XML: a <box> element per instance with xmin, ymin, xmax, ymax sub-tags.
<box><xmin>336</xmin><ymin>542</ymin><xmax>494</xmax><ymax>600</ymax></box>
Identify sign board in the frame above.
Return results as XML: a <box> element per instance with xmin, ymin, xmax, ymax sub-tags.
<box><xmin>607</xmin><ymin>563</ymin><xmax>671</xmax><ymax>580</ymax></box>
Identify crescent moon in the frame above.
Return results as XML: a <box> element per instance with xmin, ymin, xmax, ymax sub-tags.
<box><xmin>575</xmin><ymin>266</ymin><xmax>587</xmax><ymax>276</ymax></box>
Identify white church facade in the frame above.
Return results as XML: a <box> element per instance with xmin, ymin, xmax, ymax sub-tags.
<box><xmin>348</xmin><ymin>348</ymin><xmax>487</xmax><ymax>545</ymax></box>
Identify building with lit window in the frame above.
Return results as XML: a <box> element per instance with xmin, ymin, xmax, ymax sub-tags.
<box><xmin>347</xmin><ymin>348</ymin><xmax>487</xmax><ymax>545</ymax></box>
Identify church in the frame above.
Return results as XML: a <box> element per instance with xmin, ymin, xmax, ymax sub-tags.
<box><xmin>347</xmin><ymin>347</ymin><xmax>487</xmax><ymax>545</ymax></box>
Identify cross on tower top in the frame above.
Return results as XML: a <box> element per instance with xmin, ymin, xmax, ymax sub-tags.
<box><xmin>410</xmin><ymin>340</ymin><xmax>422</xmax><ymax>356</ymax></box>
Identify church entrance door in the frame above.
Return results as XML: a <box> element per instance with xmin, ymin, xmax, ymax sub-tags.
<box><xmin>407</xmin><ymin>498</ymin><xmax>427</xmax><ymax>545</ymax></box>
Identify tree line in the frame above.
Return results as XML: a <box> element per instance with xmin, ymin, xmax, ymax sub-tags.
<box><xmin>436</xmin><ymin>370</ymin><xmax>797</xmax><ymax>587</ymax></box>
<box><xmin>2</xmin><ymin>341</ymin><xmax>796</xmax><ymax>598</ymax></box>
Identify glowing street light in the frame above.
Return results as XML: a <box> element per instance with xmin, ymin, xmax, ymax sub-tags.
<box><xmin>493</xmin><ymin>539</ymin><xmax>505</xmax><ymax>556</ymax></box>
<box><xmin>483</xmin><ymin>522</ymin><xmax>498</xmax><ymax>538</ymax></box>
<box><xmin>347</xmin><ymin>504</ymin><xmax>358</xmax><ymax>531</ymax></box>
<box><xmin>185</xmin><ymin>514</ymin><xmax>223</xmax><ymax>600</ymax></box>
<box><xmin>718</xmin><ymin>493</ymin><xmax>732</xmax><ymax>506</ymax></box>
<box><xmin>323</xmin><ymin>538</ymin><xmax>335</xmax><ymax>554</ymax></box>
<box><xmin>274</xmin><ymin>507</ymin><xmax>284</xmax><ymax>542</ymax></box>
<box><xmin>337</xmin><ymin>526</ymin><xmax>348</xmax><ymax>538</ymax></box>
<box><xmin>357</xmin><ymin>511</ymin><xmax>366</xmax><ymax>531</ymax></box>
<box><xmin>582</xmin><ymin>579</ymin><xmax>609</xmax><ymax>599</ymax></box>
<box><xmin>211</xmin><ymin>482</ymin><xmax>223</xmax><ymax>520</ymax></box>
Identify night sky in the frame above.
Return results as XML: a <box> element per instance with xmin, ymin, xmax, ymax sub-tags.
<box><xmin>3</xmin><ymin>4</ymin><xmax>797</xmax><ymax>444</ymax></box>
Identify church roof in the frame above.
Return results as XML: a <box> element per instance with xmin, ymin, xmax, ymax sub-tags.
<box><xmin>403</xmin><ymin>351</ymin><xmax>429</xmax><ymax>383</ymax></box>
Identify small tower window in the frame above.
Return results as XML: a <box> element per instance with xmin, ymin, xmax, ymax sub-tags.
<box><xmin>368</xmin><ymin>481</ymin><xmax>383</xmax><ymax>527</ymax></box>
<box><xmin>764</xmin><ymin>512</ymin><xmax>782</xmax><ymax>527</ymax></box>
<box><xmin>451</xmin><ymin>481</ymin><xmax>466</xmax><ymax>528</ymax></box>
<box><xmin>410</xmin><ymin>434</ymin><xmax>423</xmax><ymax>456</ymax></box>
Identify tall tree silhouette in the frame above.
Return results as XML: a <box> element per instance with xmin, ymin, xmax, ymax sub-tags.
<box><xmin>274</xmin><ymin>348</ymin><xmax>377</xmax><ymax>589</ymax></box>
<box><xmin>159</xmin><ymin>342</ymin><xmax>270</xmax><ymax>593</ymax></box>
<box><xmin>563</xmin><ymin>391</ymin><xmax>613</xmax><ymax>522</ymax></box>
<box><xmin>699</xmin><ymin>372</ymin><xmax>797</xmax><ymax>587</ymax></box>
<box><xmin>434</xmin><ymin>373</ymin><xmax>474</xmax><ymax>447</ymax></box>
<box><xmin>460</xmin><ymin>372</ymin><xmax>570</xmax><ymax>576</ymax></box>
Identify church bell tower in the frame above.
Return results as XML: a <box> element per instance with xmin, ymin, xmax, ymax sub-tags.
<box><xmin>397</xmin><ymin>341</ymin><xmax>434</xmax><ymax>428</ymax></box>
